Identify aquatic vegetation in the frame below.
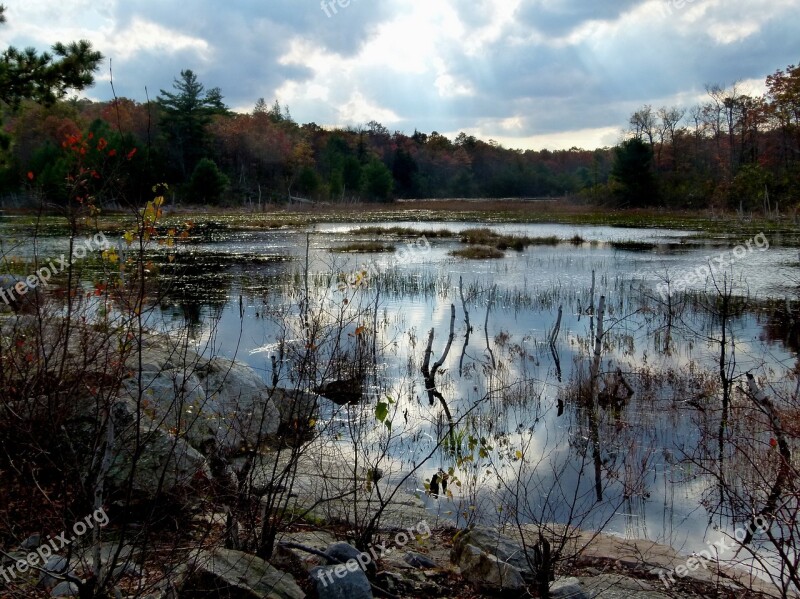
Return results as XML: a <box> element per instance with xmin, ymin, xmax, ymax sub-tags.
<box><xmin>333</xmin><ymin>241</ymin><xmax>396</xmax><ymax>253</ymax></box>
<box><xmin>450</xmin><ymin>245</ymin><xmax>505</xmax><ymax>259</ymax></box>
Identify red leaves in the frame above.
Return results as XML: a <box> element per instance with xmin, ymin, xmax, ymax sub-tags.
<box><xmin>126</xmin><ymin>147</ymin><xmax>137</xmax><ymax>160</ymax></box>
<box><xmin>27</xmin><ymin>171</ymin><xmax>34</xmax><ymax>180</ymax></box>
<box><xmin>770</xmin><ymin>438</ymin><xmax>778</xmax><ymax>448</ymax></box>
<box><xmin>108</xmin><ymin>149</ymin><xmax>117</xmax><ymax>157</ymax></box>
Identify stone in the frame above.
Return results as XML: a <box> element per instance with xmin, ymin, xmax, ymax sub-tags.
<box><xmin>0</xmin><ymin>274</ymin><xmax>37</xmax><ymax>312</ymax></box>
<box><xmin>310</xmin><ymin>564</ymin><xmax>373</xmax><ymax>599</ymax></box>
<box><xmin>120</xmin><ymin>345</ymin><xmax>283</xmax><ymax>455</ymax></box>
<box><xmin>50</xmin><ymin>581</ymin><xmax>79</xmax><ymax>597</ymax></box>
<box><xmin>271</xmin><ymin>387</ymin><xmax>319</xmax><ymax>444</ymax></box>
<box><xmin>404</xmin><ymin>551</ymin><xmax>437</xmax><ymax>569</ymax></box>
<box><xmin>457</xmin><ymin>544</ymin><xmax>526</xmax><ymax>592</ymax></box>
<box><xmin>451</xmin><ymin>525</ymin><xmax>533</xmax><ymax>579</ymax></box>
<box><xmin>181</xmin><ymin>548</ymin><xmax>304</xmax><ymax>599</ymax></box>
<box><xmin>195</xmin><ymin>356</ymin><xmax>282</xmax><ymax>450</ymax></box>
<box><xmin>325</xmin><ymin>542</ymin><xmax>375</xmax><ymax>576</ymax></box>
<box><xmin>20</xmin><ymin>534</ymin><xmax>41</xmax><ymax>550</ymax></box>
<box><xmin>579</xmin><ymin>574</ymin><xmax>669</xmax><ymax>599</ymax></box>
<box><xmin>106</xmin><ymin>398</ymin><xmax>209</xmax><ymax>498</ymax></box>
<box><xmin>37</xmin><ymin>556</ymin><xmax>74</xmax><ymax>590</ymax></box>
<box><xmin>550</xmin><ymin>577</ymin><xmax>589</xmax><ymax>599</ymax></box>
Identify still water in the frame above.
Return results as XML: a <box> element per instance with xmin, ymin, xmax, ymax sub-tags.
<box><xmin>4</xmin><ymin>219</ymin><xmax>799</xmax><ymax>578</ymax></box>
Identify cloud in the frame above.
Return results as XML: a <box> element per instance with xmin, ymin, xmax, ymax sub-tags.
<box><xmin>2</xmin><ymin>0</ymin><xmax>798</xmax><ymax>150</ymax></box>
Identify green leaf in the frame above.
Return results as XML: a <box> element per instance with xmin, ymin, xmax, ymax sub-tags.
<box><xmin>375</xmin><ymin>401</ymin><xmax>389</xmax><ymax>423</ymax></box>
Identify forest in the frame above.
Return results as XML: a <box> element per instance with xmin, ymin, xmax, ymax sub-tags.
<box><xmin>1</xmin><ymin>36</ymin><xmax>799</xmax><ymax>211</ymax></box>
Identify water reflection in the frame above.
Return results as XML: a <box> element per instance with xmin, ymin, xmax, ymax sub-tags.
<box><xmin>6</xmin><ymin>220</ymin><xmax>799</xmax><ymax>579</ymax></box>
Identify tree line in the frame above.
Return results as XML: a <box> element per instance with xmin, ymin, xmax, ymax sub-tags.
<box><xmin>0</xmin><ymin>6</ymin><xmax>797</xmax><ymax>210</ymax></box>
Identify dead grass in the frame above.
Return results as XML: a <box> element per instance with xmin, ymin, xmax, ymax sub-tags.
<box><xmin>450</xmin><ymin>246</ymin><xmax>505</xmax><ymax>259</ymax></box>
<box><xmin>333</xmin><ymin>241</ymin><xmax>396</xmax><ymax>253</ymax></box>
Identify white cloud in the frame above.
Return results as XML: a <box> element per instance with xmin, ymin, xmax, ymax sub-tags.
<box><xmin>104</xmin><ymin>18</ymin><xmax>211</xmax><ymax>61</ymax></box>
<box><xmin>3</xmin><ymin>0</ymin><xmax>798</xmax><ymax>148</ymax></box>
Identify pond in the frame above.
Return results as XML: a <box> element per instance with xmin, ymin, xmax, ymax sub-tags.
<box><xmin>4</xmin><ymin>219</ymin><xmax>799</xmax><ymax>580</ymax></box>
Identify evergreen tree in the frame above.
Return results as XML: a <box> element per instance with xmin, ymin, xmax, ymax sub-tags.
<box><xmin>157</xmin><ymin>69</ymin><xmax>227</xmax><ymax>179</ymax></box>
<box><xmin>611</xmin><ymin>138</ymin><xmax>657</xmax><ymax>206</ymax></box>
<box><xmin>0</xmin><ymin>5</ymin><xmax>103</xmax><ymax>109</ymax></box>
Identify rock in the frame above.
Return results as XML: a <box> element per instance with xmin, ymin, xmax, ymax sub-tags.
<box><xmin>579</xmin><ymin>574</ymin><xmax>667</xmax><ymax>599</ymax></box>
<box><xmin>310</xmin><ymin>564</ymin><xmax>373</xmax><ymax>599</ymax></box>
<box><xmin>0</xmin><ymin>274</ymin><xmax>37</xmax><ymax>313</ymax></box>
<box><xmin>120</xmin><ymin>345</ymin><xmax>283</xmax><ymax>455</ymax></box>
<box><xmin>457</xmin><ymin>544</ymin><xmax>526</xmax><ymax>592</ymax></box>
<box><xmin>106</xmin><ymin>398</ymin><xmax>209</xmax><ymax>498</ymax></box>
<box><xmin>20</xmin><ymin>534</ymin><xmax>41</xmax><ymax>550</ymax></box>
<box><xmin>550</xmin><ymin>576</ymin><xmax>589</xmax><ymax>599</ymax></box>
<box><xmin>315</xmin><ymin>378</ymin><xmax>362</xmax><ymax>405</ymax></box>
<box><xmin>37</xmin><ymin>556</ymin><xmax>74</xmax><ymax>590</ymax></box>
<box><xmin>325</xmin><ymin>542</ymin><xmax>375</xmax><ymax>576</ymax></box>
<box><xmin>181</xmin><ymin>548</ymin><xmax>304</xmax><ymax>599</ymax></box>
<box><xmin>404</xmin><ymin>551</ymin><xmax>437</xmax><ymax>569</ymax></box>
<box><xmin>50</xmin><ymin>581</ymin><xmax>79</xmax><ymax>597</ymax></box>
<box><xmin>270</xmin><ymin>387</ymin><xmax>319</xmax><ymax>445</ymax></box>
<box><xmin>196</xmin><ymin>356</ymin><xmax>282</xmax><ymax>450</ymax></box>
<box><xmin>451</xmin><ymin>525</ymin><xmax>533</xmax><ymax>579</ymax></box>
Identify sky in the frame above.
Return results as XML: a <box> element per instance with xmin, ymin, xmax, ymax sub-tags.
<box><xmin>2</xmin><ymin>0</ymin><xmax>798</xmax><ymax>150</ymax></box>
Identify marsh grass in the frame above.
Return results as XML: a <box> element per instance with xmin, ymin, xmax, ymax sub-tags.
<box><xmin>352</xmin><ymin>226</ymin><xmax>456</xmax><ymax>238</ymax></box>
<box><xmin>333</xmin><ymin>241</ymin><xmax>396</xmax><ymax>253</ymax></box>
<box><xmin>450</xmin><ymin>245</ymin><xmax>505</xmax><ymax>259</ymax></box>
<box><xmin>459</xmin><ymin>228</ymin><xmax>559</xmax><ymax>251</ymax></box>
<box><xmin>608</xmin><ymin>240</ymin><xmax>658</xmax><ymax>251</ymax></box>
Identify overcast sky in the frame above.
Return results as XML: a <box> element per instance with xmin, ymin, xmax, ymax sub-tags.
<box><xmin>3</xmin><ymin>0</ymin><xmax>798</xmax><ymax>150</ymax></box>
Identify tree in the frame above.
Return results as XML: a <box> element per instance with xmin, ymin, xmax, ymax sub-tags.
<box><xmin>0</xmin><ymin>4</ymin><xmax>102</xmax><ymax>189</ymax></box>
<box><xmin>629</xmin><ymin>105</ymin><xmax>656</xmax><ymax>147</ymax></box>
<box><xmin>361</xmin><ymin>158</ymin><xmax>393</xmax><ymax>201</ymax></box>
<box><xmin>611</xmin><ymin>138</ymin><xmax>657</xmax><ymax>206</ymax></box>
<box><xmin>187</xmin><ymin>157</ymin><xmax>228</xmax><ymax>204</ymax></box>
<box><xmin>0</xmin><ymin>6</ymin><xmax>103</xmax><ymax>109</ymax></box>
<box><xmin>157</xmin><ymin>69</ymin><xmax>228</xmax><ymax>178</ymax></box>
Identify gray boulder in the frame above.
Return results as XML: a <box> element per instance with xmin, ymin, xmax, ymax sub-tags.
<box><xmin>20</xmin><ymin>534</ymin><xmax>41</xmax><ymax>550</ymax></box>
<box><xmin>180</xmin><ymin>548</ymin><xmax>304</xmax><ymax>599</ymax></box>
<box><xmin>404</xmin><ymin>551</ymin><xmax>437</xmax><ymax>569</ymax></box>
<box><xmin>120</xmin><ymin>347</ymin><xmax>282</xmax><ymax>454</ymax></box>
<box><xmin>310</xmin><ymin>564</ymin><xmax>373</xmax><ymax>599</ymax></box>
<box><xmin>107</xmin><ymin>398</ymin><xmax>209</xmax><ymax>497</ymax></box>
<box><xmin>325</xmin><ymin>542</ymin><xmax>375</xmax><ymax>576</ymax></box>
<box><xmin>0</xmin><ymin>274</ymin><xmax>37</xmax><ymax>312</ymax></box>
<box><xmin>50</xmin><ymin>581</ymin><xmax>79</xmax><ymax>597</ymax></box>
<box><xmin>456</xmin><ymin>543</ymin><xmax>526</xmax><ymax>593</ymax></box>
<box><xmin>37</xmin><ymin>556</ymin><xmax>74</xmax><ymax>590</ymax></box>
<box><xmin>271</xmin><ymin>387</ymin><xmax>319</xmax><ymax>441</ymax></box>
<box><xmin>550</xmin><ymin>576</ymin><xmax>590</xmax><ymax>599</ymax></box>
<box><xmin>451</xmin><ymin>525</ymin><xmax>533</xmax><ymax>579</ymax></box>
